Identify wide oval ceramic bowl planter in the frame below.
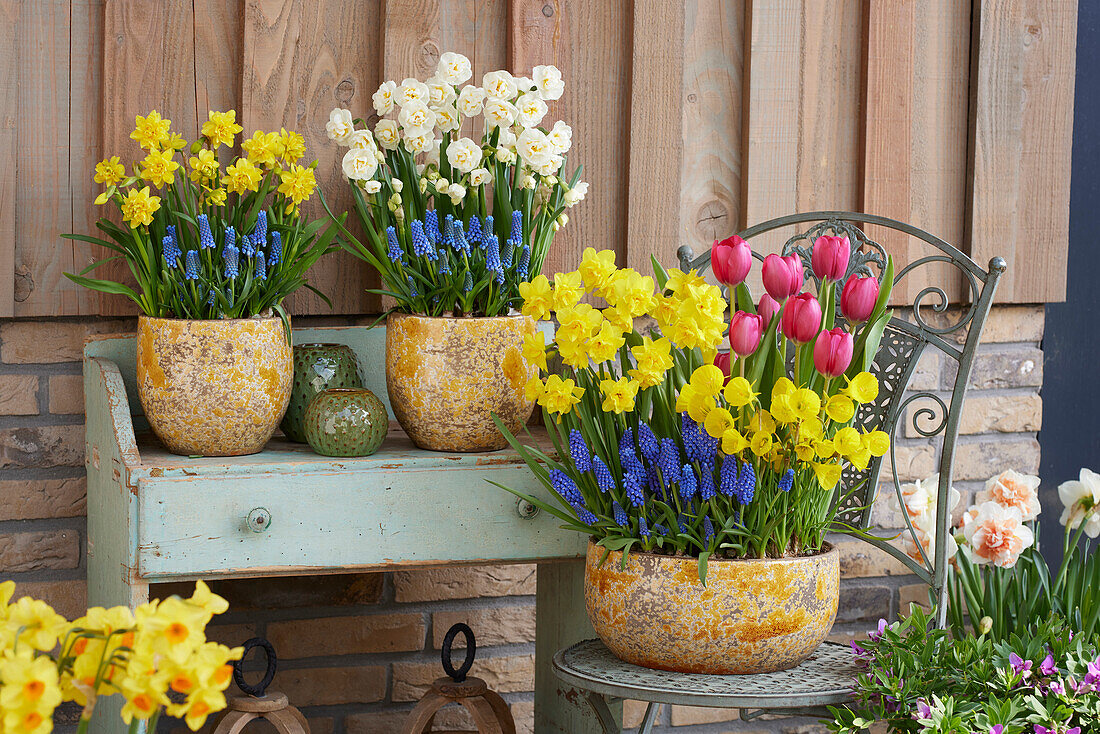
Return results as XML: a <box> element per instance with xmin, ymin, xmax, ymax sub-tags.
<box><xmin>584</xmin><ymin>539</ymin><xmax>839</xmax><ymax>674</ymax></box>
<box><xmin>385</xmin><ymin>312</ymin><xmax>537</xmax><ymax>452</ymax></box>
<box><xmin>137</xmin><ymin>315</ymin><xmax>292</xmax><ymax>456</ymax></box>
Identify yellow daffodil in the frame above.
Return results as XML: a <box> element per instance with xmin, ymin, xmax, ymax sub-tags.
<box><xmin>94</xmin><ymin>156</ymin><xmax>125</xmax><ymax>186</ymax></box>
<box><xmin>606</xmin><ymin>268</ymin><xmax>655</xmax><ymax>317</ymax></box>
<box><xmin>833</xmin><ymin>426</ymin><xmax>861</xmax><ymax>457</ymax></box>
<box><xmin>551</xmin><ymin>271</ymin><xmax>584</xmax><ymax>310</ymax></box>
<box><xmin>703</xmin><ymin>406</ymin><xmax>735</xmax><ymax>439</ymax></box>
<box><xmin>748</xmin><ymin>410</ymin><xmax>777</xmax><ymax>435</ymax></box>
<box><xmin>794</xmin><ymin>441</ymin><xmax>817</xmax><ymax>463</ymax></box>
<box><xmin>848</xmin><ymin>446</ymin><xmax>872</xmax><ymax>472</ymax></box>
<box><xmin>812</xmin><ymin>461</ymin><xmax>843</xmax><ymax>491</ymax></box>
<box><xmin>578</xmin><ymin>247</ymin><xmax>616</xmax><ymax>294</ymax></box>
<box><xmin>649</xmin><ymin>293</ymin><xmax>677</xmax><ymax>331</ymax></box>
<box><xmin>130</xmin><ymin>110</ymin><xmax>171</xmax><ymax>150</ymax></box>
<box><xmin>845</xmin><ymin>372</ymin><xmax>879</xmax><ymax>404</ymax></box>
<box><xmin>629</xmin><ymin>337</ymin><xmax>673</xmax><ymax>388</ymax></box>
<box><xmin>862</xmin><ymin>430</ymin><xmax>890</xmax><ymax>457</ymax></box>
<box><xmin>242</xmin><ymin>130</ymin><xmax>280</xmax><ymax>168</ymax></box>
<box><xmin>722</xmin><ymin>427</ymin><xmax>749</xmax><ymax>455</ymax></box>
<box><xmin>790</xmin><ymin>388</ymin><xmax>822</xmax><ymax>421</ymax></box>
<box><xmin>690</xmin><ymin>364</ymin><xmax>726</xmax><ymax>398</ymax></box>
<box><xmin>587</xmin><ymin>320</ymin><xmax>625</xmax><ymax>364</ymax></box>
<box><xmin>204</xmin><ymin>187</ymin><xmax>227</xmax><ymax>206</ymax></box>
<box><xmin>603</xmin><ymin>304</ymin><xmax>634</xmax><ymax>333</ymax></box>
<box><xmin>538</xmin><ymin>375</ymin><xmax>583</xmax><ymax>417</ymax></box>
<box><xmin>3</xmin><ymin>706</ymin><xmax>54</xmax><ymax>734</ymax></box>
<box><xmin>525</xmin><ymin>375</ymin><xmax>545</xmax><ymax>402</ymax></box>
<box><xmin>770</xmin><ymin>393</ymin><xmax>797</xmax><ymax>424</ymax></box>
<box><xmin>223</xmin><ymin>158</ymin><xmax>262</xmax><ymax>194</ymax></box>
<box><xmin>187</xmin><ymin>580</ymin><xmax>229</xmax><ymax>618</ymax></box>
<box><xmin>556</xmin><ymin>304</ymin><xmax>601</xmax><ymax>343</ymax></box>
<box><xmin>120</xmin><ymin>186</ymin><xmax>161</xmax><ymax>228</ymax></box>
<box><xmin>800</xmin><ymin>417</ymin><xmax>824</xmax><ymax>441</ymax></box>
<box><xmin>825</xmin><ymin>394</ymin><xmax>856</xmax><ymax>423</ymax></box>
<box><xmin>664</xmin><ymin>267</ymin><xmax>706</xmax><ymax>295</ymax></box>
<box><xmin>5</xmin><ymin>598</ymin><xmax>67</xmax><ymax>652</ymax></box>
<box><xmin>675</xmin><ymin>382</ymin><xmax>699</xmax><ymax>415</ymax></box>
<box><xmin>519</xmin><ymin>274</ymin><xmax>553</xmax><ymax>320</ymax></box>
<box><xmin>278</xmin><ymin>164</ymin><xmax>317</xmax><ymax>210</ymax></box>
<box><xmin>201</xmin><ymin>110</ymin><xmax>242</xmax><ymax>148</ymax></box>
<box><xmin>750</xmin><ymin>431</ymin><xmax>773</xmax><ymax>457</ymax></box>
<box><xmin>556</xmin><ymin>334</ymin><xmax>590</xmax><ymax>369</ymax></box>
<box><xmin>814</xmin><ymin>438</ymin><xmax>835</xmax><ymax>459</ymax></box>
<box><xmin>0</xmin><ymin>649</ymin><xmax>62</xmax><ymax>712</ymax></box>
<box><xmin>189</xmin><ymin>148</ymin><xmax>219</xmax><ymax>184</ymax></box>
<box><xmin>599</xmin><ymin>377</ymin><xmax>639</xmax><ymax>414</ymax></box>
<box><xmin>139</xmin><ymin>148</ymin><xmax>180</xmax><ymax>188</ymax></box>
<box><xmin>723</xmin><ymin>376</ymin><xmax>757</xmax><ymax>408</ymax></box>
<box><xmin>522</xmin><ymin>331</ymin><xmax>548</xmax><ymax>371</ymax></box>
<box><xmin>276</xmin><ymin>127</ymin><xmax>306</xmax><ymax>163</ymax></box>
<box><xmin>165</xmin><ymin>132</ymin><xmax>188</xmax><ymax>151</ymax></box>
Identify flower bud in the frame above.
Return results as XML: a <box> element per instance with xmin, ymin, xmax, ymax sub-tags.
<box><xmin>811</xmin><ymin>234</ymin><xmax>850</xmax><ymax>281</ymax></box>
<box><xmin>812</xmin><ymin>327</ymin><xmax>854</xmax><ymax>377</ymax></box>
<box><xmin>713</xmin><ymin>351</ymin><xmax>731</xmax><ymax>378</ymax></box>
<box><xmin>711</xmin><ymin>235</ymin><xmax>753</xmax><ymax>287</ymax></box>
<box><xmin>762</xmin><ymin>253</ymin><xmax>804</xmax><ymax>300</ymax></box>
<box><xmin>978</xmin><ymin>616</ymin><xmax>993</xmax><ymax>635</ymax></box>
<box><xmin>841</xmin><ymin>274</ymin><xmax>880</xmax><ymax>323</ymax></box>
<box><xmin>780</xmin><ymin>292</ymin><xmax>822</xmax><ymax>344</ymax></box>
<box><xmin>728</xmin><ymin>311</ymin><xmax>766</xmax><ymax>357</ymax></box>
<box><xmin>757</xmin><ymin>293</ymin><xmax>780</xmax><ymax>326</ymax></box>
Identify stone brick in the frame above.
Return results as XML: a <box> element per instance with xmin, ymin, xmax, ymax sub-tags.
<box><xmin>267</xmin><ymin>613</ymin><xmax>425</xmax><ymax>658</ymax></box>
<box><xmin>835</xmin><ymin>539</ymin><xmax>913</xmax><ymax>578</ymax></box>
<box><xmin>782</xmin><ymin>724</ymin><xmax>832</xmax><ymax>734</ymax></box>
<box><xmin>392</xmin><ymin>654</ymin><xmax>534</xmax><ymax>702</ymax></box>
<box><xmin>0</xmin><ymin>375</ymin><xmax>39</xmax><ymax>415</ymax></box>
<box><xmin>48</xmin><ymin>374</ymin><xmax>84</xmax><ymax>414</ymax></box>
<box><xmin>907</xmin><ymin>350</ymin><xmax>941</xmax><ymax>391</ymax></box>
<box><xmin>345</xmin><ymin>712</ymin><xmax>408</xmax><ymax>734</ymax></box>
<box><xmin>394</xmin><ymin>564</ymin><xmax>536</xmax><ymax>602</ymax></box>
<box><xmin>954</xmin><ymin>437</ymin><xmax>1040</xmax><ymax>480</ymax></box>
<box><xmin>836</xmin><ymin>585</ymin><xmax>891</xmax><ymax>623</ymax></box>
<box><xmin>0</xmin><ymin>477</ymin><xmax>86</xmax><ymax>520</ymax></box>
<box><xmin>12</xmin><ymin>580</ymin><xmax>87</xmax><ymax>619</ymax></box>
<box><xmin>670</xmin><ymin>704</ymin><xmax>738</xmax><ymax>725</ymax></box>
<box><xmin>925</xmin><ymin>305</ymin><xmax>1044</xmax><ymax>345</ymax></box>
<box><xmin>906</xmin><ymin>392</ymin><xmax>1042</xmax><ymax>437</ymax></box>
<box><xmin>203</xmin><ymin>623</ymin><xmax>260</xmax><ymax>648</ymax></box>
<box><xmin>0</xmin><ymin>529</ymin><xmax>80</xmax><ymax>572</ymax></box>
<box><xmin>898</xmin><ymin>583</ymin><xmax>934</xmax><ymax>613</ymax></box>
<box><xmin>305</xmin><ymin>718</ymin><xmax>334</xmax><ymax>734</ymax></box>
<box><xmin>879</xmin><ymin>442</ymin><xmax>937</xmax><ymax>483</ymax></box>
<box><xmin>0</xmin><ymin>319</ymin><xmax>134</xmax><ymax>364</ymax></box>
<box><xmin>432</xmin><ymin>604</ymin><xmax>535</xmax><ymax>648</ymax></box>
<box><xmin>0</xmin><ymin>425</ymin><xmax>84</xmax><ymax>469</ymax></box>
<box><xmin>156</xmin><ymin>573</ymin><xmax>384</xmax><ymax>610</ymax></box>
<box><xmin>512</xmin><ymin>700</ymin><xmax>534</xmax><ymax>734</ymax></box>
<box><xmin>277</xmin><ymin>665</ymin><xmax>386</xmax><ymax>706</ymax></box>
<box><xmin>943</xmin><ymin>347</ymin><xmax>1043</xmax><ymax>389</ymax></box>
<box><xmin>624</xmin><ymin>699</ymin><xmax>654</xmax><ymax>728</ymax></box>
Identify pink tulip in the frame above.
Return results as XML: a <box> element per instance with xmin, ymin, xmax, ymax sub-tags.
<box><xmin>811</xmin><ymin>235</ymin><xmax>851</xmax><ymax>281</ymax></box>
<box><xmin>757</xmin><ymin>293</ymin><xmax>781</xmax><ymax>326</ymax></box>
<box><xmin>762</xmin><ymin>253</ymin><xmax>804</xmax><ymax>300</ymax></box>
<box><xmin>781</xmin><ymin>293</ymin><xmax>822</xmax><ymax>344</ymax></box>
<box><xmin>711</xmin><ymin>235</ymin><xmax>753</xmax><ymax>287</ymax></box>
<box><xmin>713</xmin><ymin>351</ymin><xmax>732</xmax><ymax>378</ymax></box>
<box><xmin>728</xmin><ymin>311</ymin><xmax>766</xmax><ymax>357</ymax></box>
<box><xmin>840</xmin><ymin>274</ymin><xmax>879</xmax><ymax>322</ymax></box>
<box><xmin>813</xmin><ymin>327</ymin><xmax>854</xmax><ymax>377</ymax></box>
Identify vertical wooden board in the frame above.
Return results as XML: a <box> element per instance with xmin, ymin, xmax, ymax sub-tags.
<box><xmin>625</xmin><ymin>0</ymin><xmax>684</xmax><ymax>274</ymax></box>
<box><xmin>969</xmin><ymin>0</ymin><xmax>1076</xmax><ymax>302</ymax></box>
<box><xmin>243</xmin><ymin>0</ymin><xmax>382</xmax><ymax>315</ymax></box>
<box><xmin>13</xmin><ymin>0</ymin><xmax>77</xmax><ymax>316</ymax></box>
<box><xmin>509</xmin><ymin>0</ymin><xmax>633</xmax><ymax>278</ymax></box>
<box><xmin>680</xmin><ymin>0</ymin><xmax>745</xmax><ymax>265</ymax></box>
<box><xmin>194</xmin><ymin>0</ymin><xmax>244</xmax><ymax>120</ymax></box>
<box><xmin>0</xmin><ymin>0</ymin><xmax>18</xmax><ymax>317</ymax></box>
<box><xmin>65</xmin><ymin>0</ymin><xmax>107</xmax><ymax>316</ymax></box>
<box><xmin>100</xmin><ymin>0</ymin><xmax>199</xmax><ymax>316</ymax></box>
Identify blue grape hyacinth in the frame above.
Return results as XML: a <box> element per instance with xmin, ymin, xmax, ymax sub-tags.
<box><xmin>510</xmin><ymin>209</ymin><xmax>523</xmax><ymax>242</ymax></box>
<box><xmin>736</xmin><ymin>461</ymin><xmax>756</xmax><ymax>504</ymax></box>
<box><xmin>162</xmin><ymin>235</ymin><xmax>181</xmax><ymax>267</ymax></box>
<box><xmin>197</xmin><ymin>214</ymin><xmax>215</xmax><ymax>250</ymax></box>
<box><xmin>699</xmin><ymin>469</ymin><xmax>716</xmax><ymax>501</ymax></box>
<box><xmin>704</xmin><ymin>516</ymin><xmax>715</xmax><ymax>544</ymax></box>
<box><xmin>517</xmin><ymin>245</ymin><xmax>531</xmax><ymax>278</ymax></box>
<box><xmin>657</xmin><ymin>439</ymin><xmax>680</xmax><ymax>484</ymax></box>
<box><xmin>719</xmin><ymin>457</ymin><xmax>738</xmax><ymax>497</ymax></box>
<box><xmin>466</xmin><ymin>215</ymin><xmax>482</xmax><ymax>245</ymax></box>
<box><xmin>254</xmin><ymin>251</ymin><xmax>267</xmax><ymax>280</ymax></box>
<box><xmin>410</xmin><ymin>219</ymin><xmax>434</xmax><ymax>258</ymax></box>
<box><xmin>678</xmin><ymin>464</ymin><xmax>698</xmax><ymax>502</ymax></box>
<box><xmin>574</xmin><ymin>506</ymin><xmax>598</xmax><ymax>526</ymax></box>
<box><xmin>386</xmin><ymin>226</ymin><xmax>403</xmax><ymax>264</ymax></box>
<box><xmin>223</xmin><ymin>244</ymin><xmax>239</xmax><ymax>278</ymax></box>
<box><xmin>592</xmin><ymin>456</ymin><xmax>614</xmax><ymax>493</ymax></box>
<box><xmin>612</xmin><ymin>501</ymin><xmax>628</xmax><ymax>527</ymax></box>
<box><xmin>240</xmin><ymin>234</ymin><xmax>255</xmax><ymax>257</ymax></box>
<box><xmin>549</xmin><ymin>469</ymin><xmax>583</xmax><ymax>506</ymax></box>
<box><xmin>568</xmin><ymin>430</ymin><xmax>591</xmax><ymax>472</ymax></box>
<box><xmin>639</xmin><ymin>515</ymin><xmax>650</xmax><ymax>538</ymax></box>
<box><xmin>638</xmin><ymin>422</ymin><xmax>659</xmax><ymax>462</ymax></box>
<box><xmin>481</xmin><ymin>215</ymin><xmax>494</xmax><ymax>249</ymax></box>
<box><xmin>624</xmin><ymin>472</ymin><xmax>645</xmax><ymax>507</ymax></box>
<box><xmin>778</xmin><ymin>468</ymin><xmax>795</xmax><ymax>493</ymax></box>
<box><xmin>269</xmin><ymin>231</ymin><xmax>282</xmax><ymax>266</ymax></box>
<box><xmin>253</xmin><ymin>210</ymin><xmax>268</xmax><ymax>247</ymax></box>
<box><xmin>184</xmin><ymin>250</ymin><xmax>200</xmax><ymax>280</ymax></box>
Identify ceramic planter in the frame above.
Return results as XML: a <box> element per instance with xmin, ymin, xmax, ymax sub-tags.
<box><xmin>280</xmin><ymin>343</ymin><xmax>362</xmax><ymax>443</ymax></box>
<box><xmin>385</xmin><ymin>313</ymin><xmax>538</xmax><ymax>452</ymax></box>
<box><xmin>303</xmin><ymin>388</ymin><xmax>388</xmax><ymax>457</ymax></box>
<box><xmin>136</xmin><ymin>315</ymin><xmax>292</xmax><ymax>456</ymax></box>
<box><xmin>584</xmin><ymin>539</ymin><xmax>839</xmax><ymax>674</ymax></box>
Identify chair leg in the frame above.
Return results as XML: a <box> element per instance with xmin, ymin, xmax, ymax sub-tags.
<box><xmin>637</xmin><ymin>702</ymin><xmax>661</xmax><ymax>734</ymax></box>
<box><xmin>583</xmin><ymin>692</ymin><xmax>621</xmax><ymax>734</ymax></box>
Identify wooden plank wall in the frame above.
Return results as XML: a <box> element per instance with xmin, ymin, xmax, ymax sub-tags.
<box><xmin>0</xmin><ymin>0</ymin><xmax>1078</xmax><ymax>317</ymax></box>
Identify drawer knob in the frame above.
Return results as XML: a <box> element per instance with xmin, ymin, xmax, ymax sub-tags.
<box><xmin>246</xmin><ymin>507</ymin><xmax>272</xmax><ymax>533</ymax></box>
<box><xmin>516</xmin><ymin>498</ymin><xmax>539</xmax><ymax>519</ymax></box>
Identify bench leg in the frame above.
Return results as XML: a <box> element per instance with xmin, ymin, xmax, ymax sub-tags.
<box><xmin>535</xmin><ymin>560</ymin><xmax>622</xmax><ymax>733</ymax></box>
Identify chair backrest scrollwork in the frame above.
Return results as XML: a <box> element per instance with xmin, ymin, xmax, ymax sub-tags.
<box><xmin>677</xmin><ymin>211</ymin><xmax>1006</xmax><ymax>626</ymax></box>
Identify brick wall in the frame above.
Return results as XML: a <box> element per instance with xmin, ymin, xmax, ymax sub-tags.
<box><xmin>0</xmin><ymin>306</ymin><xmax>1044</xmax><ymax>734</ymax></box>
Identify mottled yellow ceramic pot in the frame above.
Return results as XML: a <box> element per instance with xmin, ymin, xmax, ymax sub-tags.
<box><xmin>137</xmin><ymin>315</ymin><xmax>292</xmax><ymax>456</ymax></box>
<box><xmin>584</xmin><ymin>539</ymin><xmax>839</xmax><ymax>674</ymax></box>
<box><xmin>385</xmin><ymin>313</ymin><xmax>537</xmax><ymax>452</ymax></box>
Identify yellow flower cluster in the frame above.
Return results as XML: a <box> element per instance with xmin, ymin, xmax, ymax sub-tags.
<box><xmin>677</xmin><ymin>365</ymin><xmax>889</xmax><ymax>491</ymax></box>
<box><xmin>0</xmin><ymin>580</ymin><xmax>240</xmax><ymax>734</ymax></box>
<box><xmin>521</xmin><ymin>248</ymin><xmax>726</xmax><ymax>418</ymax></box>
<box><xmin>96</xmin><ymin>109</ymin><xmax>314</xmax><ymax>226</ymax></box>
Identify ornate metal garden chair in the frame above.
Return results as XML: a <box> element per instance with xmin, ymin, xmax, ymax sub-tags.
<box><xmin>551</xmin><ymin>211</ymin><xmax>1007</xmax><ymax>733</ymax></box>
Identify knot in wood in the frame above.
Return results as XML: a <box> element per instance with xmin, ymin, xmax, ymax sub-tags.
<box><xmin>542</xmin><ymin>4</ymin><xmax>554</xmax><ymax>17</ymax></box>
<box><xmin>335</xmin><ymin>79</ymin><xmax>355</xmax><ymax>104</ymax></box>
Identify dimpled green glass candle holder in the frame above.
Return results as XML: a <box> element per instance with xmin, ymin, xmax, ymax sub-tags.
<box><xmin>303</xmin><ymin>388</ymin><xmax>388</xmax><ymax>457</ymax></box>
<box><xmin>281</xmin><ymin>343</ymin><xmax>362</xmax><ymax>443</ymax></box>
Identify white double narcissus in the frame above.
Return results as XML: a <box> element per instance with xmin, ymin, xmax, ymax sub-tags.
<box><xmin>976</xmin><ymin>469</ymin><xmax>1041</xmax><ymax>522</ymax></box>
<box><xmin>325</xmin><ymin>108</ymin><xmax>354</xmax><ymax>146</ymax></box>
<box><xmin>518</xmin><ymin>128</ymin><xmax>554</xmax><ymax>168</ymax></box>
<box><xmin>395</xmin><ymin>77</ymin><xmax>429</xmax><ymax>106</ymax></box>
<box><xmin>547</xmin><ymin>120</ymin><xmax>572</xmax><ymax>153</ymax></box>
<box><xmin>1058</xmin><ymin>467</ymin><xmax>1100</xmax><ymax>537</ymax></box>
<box><xmin>457</xmin><ymin>85</ymin><xmax>486</xmax><ymax>117</ymax></box>
<box><xmin>342</xmin><ymin>148</ymin><xmax>378</xmax><ymax>182</ymax></box>
<box><xmin>374</xmin><ymin>120</ymin><xmax>400</xmax><ymax>151</ymax></box>
<box><xmin>515</xmin><ymin>93</ymin><xmax>548</xmax><ymax>129</ymax></box>
<box><xmin>533</xmin><ymin>64</ymin><xmax>565</xmax><ymax>100</ymax></box>
<box><xmin>436</xmin><ymin>51</ymin><xmax>473</xmax><ymax>86</ymax></box>
<box><xmin>446</xmin><ymin>137</ymin><xmax>482</xmax><ymax>174</ymax></box>
<box><xmin>482</xmin><ymin>69</ymin><xmax>517</xmax><ymax>100</ymax></box>
<box><xmin>483</xmin><ymin>98</ymin><xmax>517</xmax><ymax>129</ymax></box>
<box><xmin>892</xmin><ymin>473</ymin><xmax>961</xmax><ymax>563</ymax></box>
<box><xmin>398</xmin><ymin>101</ymin><xmax>435</xmax><ymax>137</ymax></box>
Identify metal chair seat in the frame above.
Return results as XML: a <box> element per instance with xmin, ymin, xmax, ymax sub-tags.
<box><xmin>552</xmin><ymin>639</ymin><xmax>859</xmax><ymax>733</ymax></box>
